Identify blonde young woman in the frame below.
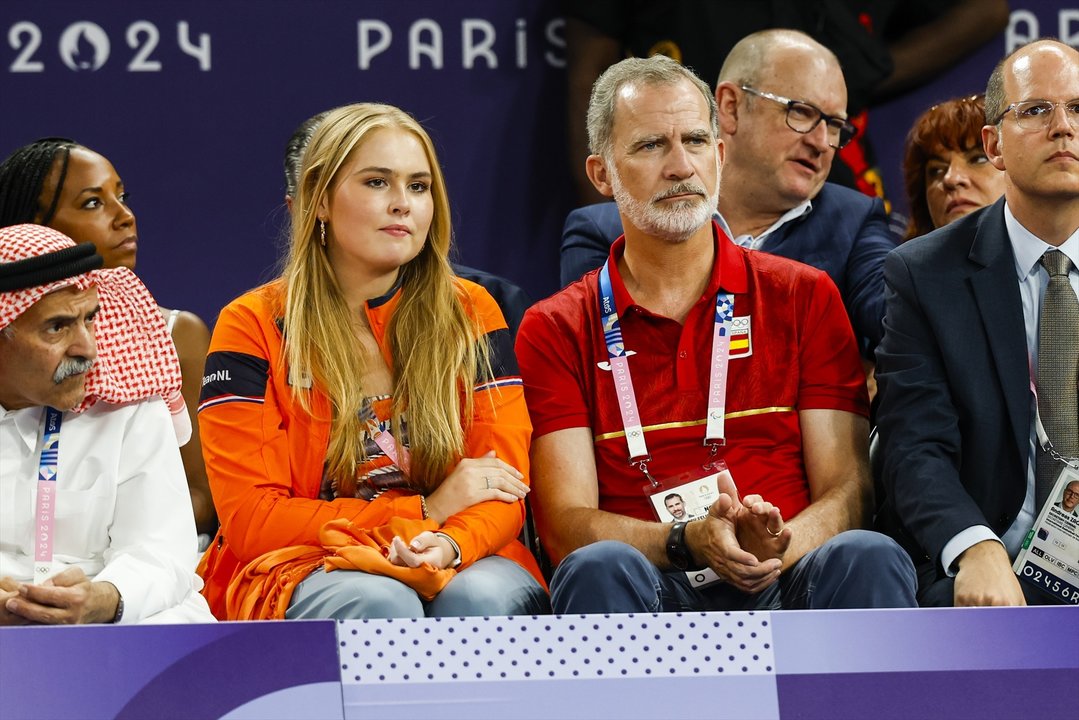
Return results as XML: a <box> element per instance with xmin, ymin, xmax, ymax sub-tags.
<box><xmin>196</xmin><ymin>103</ymin><xmax>548</xmax><ymax>619</ymax></box>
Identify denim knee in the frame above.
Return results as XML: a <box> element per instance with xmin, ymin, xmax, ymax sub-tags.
<box><xmin>805</xmin><ymin>529</ymin><xmax>917</xmax><ymax>609</ymax></box>
<box><xmin>829</xmin><ymin>529</ymin><xmax>913</xmax><ymax>573</ymax></box>
<box><xmin>550</xmin><ymin>541</ymin><xmax>662</xmax><ymax>614</ymax></box>
<box><xmin>428</xmin><ymin>557</ymin><xmax>550</xmax><ymax>617</ymax></box>
<box><xmin>286</xmin><ymin>569</ymin><xmax>425</xmax><ymax>619</ymax></box>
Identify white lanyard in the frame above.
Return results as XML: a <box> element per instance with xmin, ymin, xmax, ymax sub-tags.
<box><xmin>1029</xmin><ymin>357</ymin><xmax>1079</xmax><ymax>470</ymax></box>
<box><xmin>598</xmin><ymin>260</ymin><xmax>733</xmax><ymax>482</ymax></box>
<box><xmin>360</xmin><ymin>402</ymin><xmax>411</xmax><ymax>476</ymax></box>
<box><xmin>34</xmin><ymin>407</ymin><xmax>62</xmax><ymax>584</ymax></box>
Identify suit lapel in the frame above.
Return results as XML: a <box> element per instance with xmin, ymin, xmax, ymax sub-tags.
<box><xmin>968</xmin><ymin>201</ymin><xmax>1030</xmax><ymax>464</ymax></box>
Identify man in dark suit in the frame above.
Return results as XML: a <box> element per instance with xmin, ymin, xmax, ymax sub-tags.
<box><xmin>875</xmin><ymin>39</ymin><xmax>1079</xmax><ymax>607</ymax></box>
<box><xmin>560</xmin><ymin>29</ymin><xmax>898</xmax><ymax>355</ymax></box>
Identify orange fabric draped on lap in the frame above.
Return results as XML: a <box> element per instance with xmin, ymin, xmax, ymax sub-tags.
<box><xmin>225</xmin><ymin>517</ymin><xmax>456</xmax><ymax>620</ymax></box>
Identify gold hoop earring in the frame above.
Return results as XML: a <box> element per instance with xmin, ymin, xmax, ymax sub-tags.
<box><xmin>319</xmin><ymin>219</ymin><xmax>327</xmax><ymax>247</ymax></box>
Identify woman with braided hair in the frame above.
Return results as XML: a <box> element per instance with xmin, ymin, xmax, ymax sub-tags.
<box><xmin>0</xmin><ymin>138</ymin><xmax>216</xmax><ymax>542</ymax></box>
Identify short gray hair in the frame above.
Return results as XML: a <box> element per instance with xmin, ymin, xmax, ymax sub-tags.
<box><xmin>586</xmin><ymin>55</ymin><xmax>718</xmax><ymax>159</ymax></box>
<box><xmin>984</xmin><ymin>52</ymin><xmax>1011</xmax><ymax>125</ymax></box>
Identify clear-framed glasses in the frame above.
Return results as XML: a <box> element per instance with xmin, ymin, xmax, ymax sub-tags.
<box><xmin>992</xmin><ymin>99</ymin><xmax>1079</xmax><ymax>130</ymax></box>
<box><xmin>740</xmin><ymin>86</ymin><xmax>857</xmax><ymax>149</ymax></box>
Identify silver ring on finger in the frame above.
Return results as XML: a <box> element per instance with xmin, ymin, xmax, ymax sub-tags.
<box><xmin>485</xmin><ymin>477</ymin><xmax>491</xmax><ymax>490</ymax></box>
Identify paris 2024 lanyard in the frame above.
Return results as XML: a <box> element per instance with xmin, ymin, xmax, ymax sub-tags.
<box><xmin>34</xmin><ymin>407</ymin><xmax>62</xmax><ymax>585</ymax></box>
<box><xmin>598</xmin><ymin>259</ymin><xmax>734</xmax><ymax>483</ymax></box>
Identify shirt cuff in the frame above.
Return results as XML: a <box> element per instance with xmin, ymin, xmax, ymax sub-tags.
<box><xmin>93</xmin><ymin>567</ymin><xmax>146</xmax><ymax>624</ymax></box>
<box><xmin>941</xmin><ymin>526</ymin><xmax>1003</xmax><ymax>577</ymax></box>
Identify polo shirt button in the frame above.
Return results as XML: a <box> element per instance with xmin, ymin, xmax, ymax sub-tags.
<box><xmin>678</xmin><ymin>350</ymin><xmax>687</xmax><ymax>359</ymax></box>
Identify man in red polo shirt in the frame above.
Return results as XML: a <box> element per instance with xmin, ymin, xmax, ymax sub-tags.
<box><xmin>516</xmin><ymin>54</ymin><xmax>915</xmax><ymax>612</ymax></box>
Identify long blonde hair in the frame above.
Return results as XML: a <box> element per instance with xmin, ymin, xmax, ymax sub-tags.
<box><xmin>283</xmin><ymin>103</ymin><xmax>490</xmax><ymax>496</ymax></box>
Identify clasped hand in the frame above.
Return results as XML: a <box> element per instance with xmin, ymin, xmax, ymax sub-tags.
<box><xmin>387</xmin><ymin>532</ymin><xmax>454</xmax><ymax>570</ymax></box>
<box><xmin>688</xmin><ymin>483</ymin><xmax>792</xmax><ymax>594</ymax></box>
<box><xmin>0</xmin><ymin>568</ymin><xmax>119</xmax><ymax>625</ymax></box>
<box><xmin>387</xmin><ymin>450</ymin><xmax>529</xmax><ymax>570</ymax></box>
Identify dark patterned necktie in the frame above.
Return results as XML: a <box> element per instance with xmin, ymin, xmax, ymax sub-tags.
<box><xmin>1036</xmin><ymin>249</ymin><xmax>1079</xmax><ymax>508</ymax></box>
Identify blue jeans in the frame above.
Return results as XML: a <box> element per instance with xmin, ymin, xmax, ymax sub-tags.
<box><xmin>550</xmin><ymin>530</ymin><xmax>917</xmax><ymax>613</ymax></box>
<box><xmin>286</xmin><ymin>556</ymin><xmax>550</xmax><ymax>619</ymax></box>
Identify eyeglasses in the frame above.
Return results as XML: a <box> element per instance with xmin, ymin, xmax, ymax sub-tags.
<box><xmin>992</xmin><ymin>99</ymin><xmax>1079</xmax><ymax>130</ymax></box>
<box><xmin>1064</xmin><ymin>489</ymin><xmax>1079</xmax><ymax>500</ymax></box>
<box><xmin>740</xmin><ymin>86</ymin><xmax>857</xmax><ymax>149</ymax></box>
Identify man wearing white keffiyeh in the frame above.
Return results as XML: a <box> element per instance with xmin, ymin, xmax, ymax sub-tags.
<box><xmin>0</xmin><ymin>223</ymin><xmax>213</xmax><ymax>624</ymax></box>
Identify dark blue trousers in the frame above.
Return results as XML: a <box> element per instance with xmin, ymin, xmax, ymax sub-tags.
<box><xmin>551</xmin><ymin>530</ymin><xmax>917</xmax><ymax>613</ymax></box>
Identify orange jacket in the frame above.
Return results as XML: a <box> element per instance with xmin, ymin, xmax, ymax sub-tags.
<box><xmin>197</xmin><ymin>279</ymin><xmax>542</xmax><ymax>618</ymax></box>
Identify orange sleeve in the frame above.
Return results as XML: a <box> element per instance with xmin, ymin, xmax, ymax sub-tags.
<box><xmin>437</xmin><ymin>281</ymin><xmax>531</xmax><ymax>566</ymax></box>
<box><xmin>199</xmin><ymin>286</ymin><xmax>425</xmax><ymax>564</ymax></box>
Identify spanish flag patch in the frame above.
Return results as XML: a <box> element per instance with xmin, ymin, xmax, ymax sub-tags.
<box><xmin>730</xmin><ymin>316</ymin><xmax>752</xmax><ymax>358</ymax></box>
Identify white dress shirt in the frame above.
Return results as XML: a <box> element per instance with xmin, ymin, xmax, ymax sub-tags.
<box><xmin>940</xmin><ymin>202</ymin><xmax>1079</xmax><ymax>574</ymax></box>
<box><xmin>0</xmin><ymin>397</ymin><xmax>213</xmax><ymax>623</ymax></box>
<box><xmin>716</xmin><ymin>200</ymin><xmax>813</xmax><ymax>250</ymax></box>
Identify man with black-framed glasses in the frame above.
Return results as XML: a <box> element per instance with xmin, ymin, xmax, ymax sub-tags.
<box><xmin>876</xmin><ymin>39</ymin><xmax>1079</xmax><ymax>607</ymax></box>
<box><xmin>561</xmin><ymin>29</ymin><xmax>898</xmax><ymax>363</ymax></box>
<box><xmin>737</xmin><ymin>86</ymin><xmax>858</xmax><ymax>153</ymax></box>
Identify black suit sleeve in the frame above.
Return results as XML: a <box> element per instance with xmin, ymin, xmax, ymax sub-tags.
<box><xmin>875</xmin><ymin>249</ymin><xmax>992</xmax><ymax>571</ymax></box>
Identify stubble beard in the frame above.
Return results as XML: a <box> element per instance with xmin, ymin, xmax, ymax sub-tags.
<box><xmin>609</xmin><ymin>160</ymin><xmax>720</xmax><ymax>243</ymax></box>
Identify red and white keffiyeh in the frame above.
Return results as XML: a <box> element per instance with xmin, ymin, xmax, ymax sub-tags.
<box><xmin>0</xmin><ymin>224</ymin><xmax>185</xmax><ymax>426</ymax></box>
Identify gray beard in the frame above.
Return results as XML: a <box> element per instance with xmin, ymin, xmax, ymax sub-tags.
<box><xmin>609</xmin><ymin>161</ymin><xmax>720</xmax><ymax>243</ymax></box>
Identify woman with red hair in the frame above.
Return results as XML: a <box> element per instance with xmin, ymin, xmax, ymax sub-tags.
<box><xmin>901</xmin><ymin>94</ymin><xmax>1005</xmax><ymax>241</ymax></box>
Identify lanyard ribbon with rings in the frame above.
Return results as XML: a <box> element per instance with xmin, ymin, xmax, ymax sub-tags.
<box><xmin>360</xmin><ymin>403</ymin><xmax>412</xmax><ymax>476</ymax></box>
<box><xmin>34</xmin><ymin>407</ymin><xmax>62</xmax><ymax>585</ymax></box>
<box><xmin>1028</xmin><ymin>357</ymin><xmax>1079</xmax><ymax>470</ymax></box>
<box><xmin>598</xmin><ymin>260</ymin><xmax>734</xmax><ymax>486</ymax></box>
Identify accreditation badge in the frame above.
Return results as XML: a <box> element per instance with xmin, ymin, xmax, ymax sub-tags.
<box><xmin>643</xmin><ymin>461</ymin><xmax>737</xmax><ymax>588</ymax></box>
<box><xmin>1013</xmin><ymin>464</ymin><xmax>1079</xmax><ymax>604</ymax></box>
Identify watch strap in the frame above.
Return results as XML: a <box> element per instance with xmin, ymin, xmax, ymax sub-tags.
<box><xmin>111</xmin><ymin>593</ymin><xmax>125</xmax><ymax>624</ymax></box>
<box><xmin>666</xmin><ymin>521</ymin><xmax>691</xmax><ymax>570</ymax></box>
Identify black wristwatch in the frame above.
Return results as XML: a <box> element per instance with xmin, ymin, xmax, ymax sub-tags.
<box><xmin>666</xmin><ymin>521</ymin><xmax>694</xmax><ymax>571</ymax></box>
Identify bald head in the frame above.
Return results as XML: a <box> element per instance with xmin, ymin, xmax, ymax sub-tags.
<box><xmin>713</xmin><ymin>29</ymin><xmax>849</xmax><ymax>219</ymax></box>
<box><xmin>718</xmin><ymin>29</ymin><xmax>843</xmax><ymax>91</ymax></box>
<box><xmin>986</xmin><ymin>39</ymin><xmax>1079</xmax><ymax>124</ymax></box>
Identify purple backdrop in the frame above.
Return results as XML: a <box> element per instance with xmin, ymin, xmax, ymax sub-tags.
<box><xmin>0</xmin><ymin>0</ymin><xmax>571</xmax><ymax>325</ymax></box>
<box><xmin>0</xmin><ymin>1</ymin><xmax>1074</xmax><ymax>327</ymax></box>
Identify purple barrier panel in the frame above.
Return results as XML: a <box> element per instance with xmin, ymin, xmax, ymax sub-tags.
<box><xmin>0</xmin><ymin>620</ymin><xmax>343</xmax><ymax>720</ymax></box>
<box><xmin>342</xmin><ymin>675</ymin><xmax>780</xmax><ymax>720</ymax></box>
<box><xmin>777</xmin><ymin>668</ymin><xmax>1074</xmax><ymax>720</ymax></box>
<box><xmin>770</xmin><ymin>606</ymin><xmax>1077</xmax><ymax>674</ymax></box>
<box><xmin>337</xmin><ymin>613</ymin><xmax>780</xmax><ymax>720</ymax></box>
<box><xmin>771</xmin><ymin>606</ymin><xmax>1079</xmax><ymax>720</ymax></box>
